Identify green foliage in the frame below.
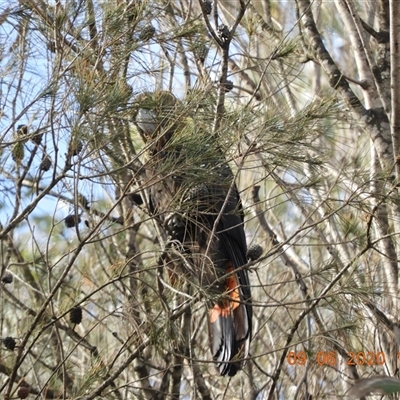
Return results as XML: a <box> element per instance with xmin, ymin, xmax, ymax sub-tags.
<box><xmin>0</xmin><ymin>0</ymin><xmax>398</xmax><ymax>399</ymax></box>
<box><xmin>348</xmin><ymin>376</ymin><xmax>400</xmax><ymax>398</ymax></box>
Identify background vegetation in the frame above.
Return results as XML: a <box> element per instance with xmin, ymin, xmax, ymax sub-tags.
<box><xmin>0</xmin><ymin>0</ymin><xmax>399</xmax><ymax>399</ymax></box>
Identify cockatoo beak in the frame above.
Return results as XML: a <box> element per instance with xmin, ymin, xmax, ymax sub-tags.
<box><xmin>136</xmin><ymin>107</ymin><xmax>158</xmax><ymax>137</ymax></box>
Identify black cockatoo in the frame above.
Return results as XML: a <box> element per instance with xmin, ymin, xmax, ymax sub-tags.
<box><xmin>134</xmin><ymin>91</ymin><xmax>252</xmax><ymax>376</ymax></box>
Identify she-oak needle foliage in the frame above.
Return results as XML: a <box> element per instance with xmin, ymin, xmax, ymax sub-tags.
<box><xmin>0</xmin><ymin>1</ymin><xmax>399</xmax><ymax>399</ymax></box>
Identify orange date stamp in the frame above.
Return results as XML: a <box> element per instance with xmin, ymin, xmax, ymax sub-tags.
<box><xmin>286</xmin><ymin>351</ymin><xmax>386</xmax><ymax>366</ymax></box>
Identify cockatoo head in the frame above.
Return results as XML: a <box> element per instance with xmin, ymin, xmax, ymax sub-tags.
<box><xmin>134</xmin><ymin>91</ymin><xmax>177</xmax><ymax>140</ymax></box>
